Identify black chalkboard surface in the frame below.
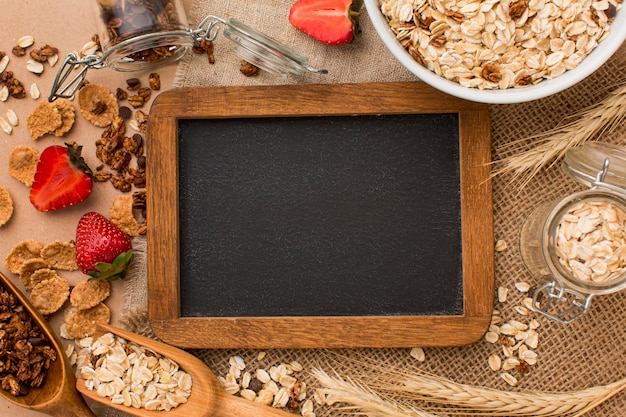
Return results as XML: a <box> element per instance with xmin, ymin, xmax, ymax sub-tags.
<box><xmin>178</xmin><ymin>114</ymin><xmax>463</xmax><ymax>318</ymax></box>
<box><xmin>147</xmin><ymin>82</ymin><xmax>494</xmax><ymax>348</ymax></box>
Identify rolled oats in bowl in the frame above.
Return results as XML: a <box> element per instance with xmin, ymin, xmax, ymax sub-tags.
<box><xmin>365</xmin><ymin>0</ymin><xmax>626</xmax><ymax>103</ymax></box>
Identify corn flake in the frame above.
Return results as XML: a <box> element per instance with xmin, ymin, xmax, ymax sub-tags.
<box><xmin>0</xmin><ymin>187</ymin><xmax>13</xmax><ymax>227</ymax></box>
<box><xmin>30</xmin><ymin>275</ymin><xmax>70</xmax><ymax>315</ymax></box>
<box><xmin>70</xmin><ymin>279</ymin><xmax>111</xmax><ymax>310</ymax></box>
<box><xmin>26</xmin><ymin>101</ymin><xmax>63</xmax><ymax>140</ymax></box>
<box><xmin>78</xmin><ymin>84</ymin><xmax>118</xmax><ymax>127</ymax></box>
<box><xmin>29</xmin><ymin>268</ymin><xmax>58</xmax><ymax>290</ymax></box>
<box><xmin>52</xmin><ymin>99</ymin><xmax>76</xmax><ymax>137</ymax></box>
<box><xmin>19</xmin><ymin>258</ymin><xmax>50</xmax><ymax>290</ymax></box>
<box><xmin>64</xmin><ymin>303</ymin><xmax>111</xmax><ymax>339</ymax></box>
<box><xmin>9</xmin><ymin>145</ymin><xmax>40</xmax><ymax>186</ymax></box>
<box><xmin>41</xmin><ymin>240</ymin><xmax>78</xmax><ymax>271</ymax></box>
<box><xmin>110</xmin><ymin>195</ymin><xmax>146</xmax><ymax>236</ymax></box>
<box><xmin>5</xmin><ymin>239</ymin><xmax>43</xmax><ymax>274</ymax></box>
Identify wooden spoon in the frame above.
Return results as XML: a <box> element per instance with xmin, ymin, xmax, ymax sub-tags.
<box><xmin>0</xmin><ymin>271</ymin><xmax>96</xmax><ymax>417</ymax></box>
<box><xmin>77</xmin><ymin>323</ymin><xmax>302</xmax><ymax>417</ymax></box>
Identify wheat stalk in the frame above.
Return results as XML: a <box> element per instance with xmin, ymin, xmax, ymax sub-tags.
<box><xmin>491</xmin><ymin>80</ymin><xmax>626</xmax><ymax>190</ymax></box>
<box><xmin>313</xmin><ymin>362</ymin><xmax>626</xmax><ymax>417</ymax></box>
<box><xmin>314</xmin><ymin>369</ymin><xmax>441</xmax><ymax>417</ymax></box>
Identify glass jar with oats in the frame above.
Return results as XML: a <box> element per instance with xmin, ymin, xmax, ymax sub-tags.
<box><xmin>92</xmin><ymin>0</ymin><xmax>192</xmax><ymax>71</ymax></box>
<box><xmin>520</xmin><ymin>142</ymin><xmax>626</xmax><ymax>323</ymax></box>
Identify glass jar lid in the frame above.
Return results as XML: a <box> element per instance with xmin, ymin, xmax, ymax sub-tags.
<box><xmin>561</xmin><ymin>142</ymin><xmax>626</xmax><ymax>190</ymax></box>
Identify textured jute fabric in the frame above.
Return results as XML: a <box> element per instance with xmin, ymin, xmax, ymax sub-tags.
<box><xmin>114</xmin><ymin>1</ymin><xmax>626</xmax><ymax>416</ymax></box>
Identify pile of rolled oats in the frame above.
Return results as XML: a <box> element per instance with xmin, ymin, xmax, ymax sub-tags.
<box><xmin>379</xmin><ymin>0</ymin><xmax>621</xmax><ymax>89</ymax></box>
<box><xmin>75</xmin><ymin>332</ymin><xmax>192</xmax><ymax>411</ymax></box>
<box><xmin>220</xmin><ymin>354</ymin><xmax>320</xmax><ymax>417</ymax></box>
<box><xmin>555</xmin><ymin>199</ymin><xmax>626</xmax><ymax>283</ymax></box>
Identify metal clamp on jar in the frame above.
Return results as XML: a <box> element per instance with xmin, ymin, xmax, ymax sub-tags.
<box><xmin>49</xmin><ymin>0</ymin><xmax>327</xmax><ymax>101</ymax></box>
<box><xmin>520</xmin><ymin>142</ymin><xmax>626</xmax><ymax>323</ymax></box>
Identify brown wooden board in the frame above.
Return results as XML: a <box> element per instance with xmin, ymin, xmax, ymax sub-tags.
<box><xmin>147</xmin><ymin>82</ymin><xmax>493</xmax><ymax>349</ymax></box>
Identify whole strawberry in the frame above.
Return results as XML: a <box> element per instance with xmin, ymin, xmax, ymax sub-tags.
<box><xmin>76</xmin><ymin>212</ymin><xmax>133</xmax><ymax>281</ymax></box>
<box><xmin>30</xmin><ymin>142</ymin><xmax>93</xmax><ymax>212</ymax></box>
<box><xmin>289</xmin><ymin>0</ymin><xmax>363</xmax><ymax>46</ymax></box>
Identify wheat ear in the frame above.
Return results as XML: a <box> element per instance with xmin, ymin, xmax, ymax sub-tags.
<box><xmin>491</xmin><ymin>81</ymin><xmax>626</xmax><ymax>189</ymax></box>
<box><xmin>313</xmin><ymin>366</ymin><xmax>626</xmax><ymax>417</ymax></box>
<box><xmin>313</xmin><ymin>369</ymin><xmax>440</xmax><ymax>417</ymax></box>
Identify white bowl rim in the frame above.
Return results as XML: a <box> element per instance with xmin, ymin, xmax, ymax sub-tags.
<box><xmin>364</xmin><ymin>0</ymin><xmax>626</xmax><ymax>104</ymax></box>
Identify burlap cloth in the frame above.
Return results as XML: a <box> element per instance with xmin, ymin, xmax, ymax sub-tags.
<box><xmin>113</xmin><ymin>1</ymin><xmax>626</xmax><ymax>416</ymax></box>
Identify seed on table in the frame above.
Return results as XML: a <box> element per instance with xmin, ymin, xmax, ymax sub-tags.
<box><xmin>30</xmin><ymin>83</ymin><xmax>40</xmax><ymax>100</ymax></box>
<box><xmin>6</xmin><ymin>109</ymin><xmax>18</xmax><ymax>126</ymax></box>
<box><xmin>26</xmin><ymin>59</ymin><xmax>44</xmax><ymax>74</ymax></box>
<box><xmin>0</xmin><ymin>55</ymin><xmax>9</xmax><ymax>73</ymax></box>
<box><xmin>488</xmin><ymin>354</ymin><xmax>502</xmax><ymax>371</ymax></box>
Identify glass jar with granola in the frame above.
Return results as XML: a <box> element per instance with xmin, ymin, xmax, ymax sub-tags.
<box><xmin>92</xmin><ymin>0</ymin><xmax>192</xmax><ymax>71</ymax></box>
<box><xmin>519</xmin><ymin>142</ymin><xmax>626</xmax><ymax>323</ymax></box>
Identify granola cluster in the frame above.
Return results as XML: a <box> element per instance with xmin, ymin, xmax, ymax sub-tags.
<box><xmin>0</xmin><ymin>282</ymin><xmax>57</xmax><ymax>397</ymax></box>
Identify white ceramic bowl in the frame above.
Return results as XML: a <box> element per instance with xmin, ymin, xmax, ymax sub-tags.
<box><xmin>364</xmin><ymin>0</ymin><xmax>626</xmax><ymax>104</ymax></box>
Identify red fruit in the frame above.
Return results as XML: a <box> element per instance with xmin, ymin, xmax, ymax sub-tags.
<box><xmin>289</xmin><ymin>0</ymin><xmax>363</xmax><ymax>46</ymax></box>
<box><xmin>30</xmin><ymin>142</ymin><xmax>93</xmax><ymax>212</ymax></box>
<box><xmin>76</xmin><ymin>212</ymin><xmax>133</xmax><ymax>281</ymax></box>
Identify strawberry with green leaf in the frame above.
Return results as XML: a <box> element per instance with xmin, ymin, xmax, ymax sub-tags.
<box><xmin>289</xmin><ymin>0</ymin><xmax>363</xmax><ymax>46</ymax></box>
<box><xmin>76</xmin><ymin>212</ymin><xmax>133</xmax><ymax>281</ymax></box>
<box><xmin>30</xmin><ymin>142</ymin><xmax>93</xmax><ymax>212</ymax></box>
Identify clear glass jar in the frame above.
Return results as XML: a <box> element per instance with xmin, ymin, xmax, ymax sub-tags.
<box><xmin>92</xmin><ymin>0</ymin><xmax>193</xmax><ymax>71</ymax></box>
<box><xmin>519</xmin><ymin>142</ymin><xmax>626</xmax><ymax>323</ymax></box>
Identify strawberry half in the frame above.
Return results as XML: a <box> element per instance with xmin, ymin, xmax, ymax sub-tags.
<box><xmin>289</xmin><ymin>0</ymin><xmax>363</xmax><ymax>46</ymax></box>
<box><xmin>30</xmin><ymin>142</ymin><xmax>93</xmax><ymax>212</ymax></box>
<box><xmin>76</xmin><ymin>212</ymin><xmax>134</xmax><ymax>281</ymax></box>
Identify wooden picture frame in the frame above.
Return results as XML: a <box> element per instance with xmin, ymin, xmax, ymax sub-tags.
<box><xmin>147</xmin><ymin>82</ymin><xmax>493</xmax><ymax>349</ymax></box>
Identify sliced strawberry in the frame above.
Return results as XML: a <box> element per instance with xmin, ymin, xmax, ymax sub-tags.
<box><xmin>289</xmin><ymin>0</ymin><xmax>363</xmax><ymax>46</ymax></box>
<box><xmin>30</xmin><ymin>142</ymin><xmax>93</xmax><ymax>212</ymax></box>
<box><xmin>75</xmin><ymin>211</ymin><xmax>133</xmax><ymax>281</ymax></box>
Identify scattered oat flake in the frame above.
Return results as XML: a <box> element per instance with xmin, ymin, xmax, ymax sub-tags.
<box><xmin>495</xmin><ymin>240</ymin><xmax>508</xmax><ymax>252</ymax></box>
<box><xmin>6</xmin><ymin>109</ymin><xmax>18</xmax><ymax>126</ymax></box>
<box><xmin>410</xmin><ymin>347</ymin><xmax>426</xmax><ymax>362</ymax></box>
<box><xmin>26</xmin><ymin>59</ymin><xmax>44</xmax><ymax>74</ymax></box>
<box><xmin>515</xmin><ymin>281</ymin><xmax>531</xmax><ymax>293</ymax></box>
<box><xmin>0</xmin><ymin>187</ymin><xmax>14</xmax><ymax>227</ymax></box>
<box><xmin>0</xmin><ymin>116</ymin><xmax>12</xmax><ymax>135</ymax></box>
<box><xmin>497</xmin><ymin>286</ymin><xmax>508</xmax><ymax>303</ymax></box>
<box><xmin>5</xmin><ymin>239</ymin><xmax>44</xmax><ymax>274</ymax></box>
<box><xmin>9</xmin><ymin>145</ymin><xmax>40</xmax><ymax>186</ymax></box>
<box><xmin>18</xmin><ymin>35</ymin><xmax>34</xmax><ymax>48</ymax></box>
<box><xmin>30</xmin><ymin>83</ymin><xmax>41</xmax><ymax>100</ymax></box>
<box><xmin>40</xmin><ymin>240</ymin><xmax>78</xmax><ymax>270</ymax></box>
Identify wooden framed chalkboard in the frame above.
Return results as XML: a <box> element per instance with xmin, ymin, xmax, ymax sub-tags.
<box><xmin>147</xmin><ymin>82</ymin><xmax>493</xmax><ymax>349</ymax></box>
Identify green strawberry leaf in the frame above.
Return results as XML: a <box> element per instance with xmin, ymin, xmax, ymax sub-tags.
<box><xmin>88</xmin><ymin>250</ymin><xmax>134</xmax><ymax>281</ymax></box>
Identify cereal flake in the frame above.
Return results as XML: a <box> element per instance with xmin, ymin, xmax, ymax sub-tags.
<box><xmin>30</xmin><ymin>275</ymin><xmax>70</xmax><ymax>315</ymax></box>
<box><xmin>64</xmin><ymin>303</ymin><xmax>111</xmax><ymax>339</ymax></box>
<box><xmin>5</xmin><ymin>239</ymin><xmax>43</xmax><ymax>274</ymax></box>
<box><xmin>26</xmin><ymin>101</ymin><xmax>63</xmax><ymax>140</ymax></box>
<box><xmin>110</xmin><ymin>195</ymin><xmax>146</xmax><ymax>236</ymax></box>
<box><xmin>8</xmin><ymin>145</ymin><xmax>40</xmax><ymax>186</ymax></box>
<box><xmin>0</xmin><ymin>187</ymin><xmax>14</xmax><ymax>227</ymax></box>
<box><xmin>70</xmin><ymin>279</ymin><xmax>111</xmax><ymax>310</ymax></box>
<box><xmin>41</xmin><ymin>240</ymin><xmax>78</xmax><ymax>271</ymax></box>
<box><xmin>78</xmin><ymin>84</ymin><xmax>119</xmax><ymax>127</ymax></box>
